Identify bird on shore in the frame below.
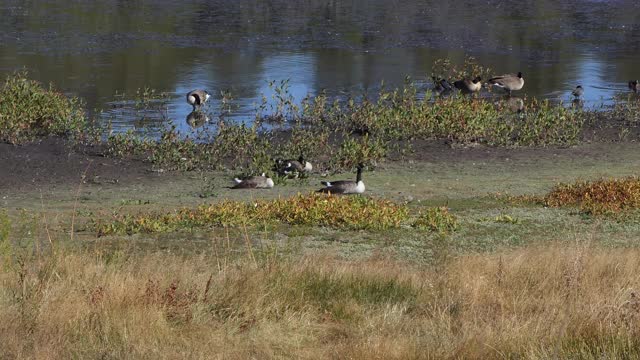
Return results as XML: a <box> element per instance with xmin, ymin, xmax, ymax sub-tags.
<box><xmin>317</xmin><ymin>164</ymin><xmax>365</xmax><ymax>195</ymax></box>
<box><xmin>274</xmin><ymin>156</ymin><xmax>313</xmax><ymax>177</ymax></box>
<box><xmin>488</xmin><ymin>72</ymin><xmax>524</xmax><ymax>96</ymax></box>
<box><xmin>454</xmin><ymin>76</ymin><xmax>483</xmax><ymax>95</ymax></box>
<box><xmin>572</xmin><ymin>85</ymin><xmax>584</xmax><ymax>98</ymax></box>
<box><xmin>629</xmin><ymin>80</ymin><xmax>638</xmax><ymax>93</ymax></box>
<box><xmin>186</xmin><ymin>89</ymin><xmax>210</xmax><ymax>111</ymax></box>
<box><xmin>232</xmin><ymin>173</ymin><xmax>274</xmax><ymax>189</ymax></box>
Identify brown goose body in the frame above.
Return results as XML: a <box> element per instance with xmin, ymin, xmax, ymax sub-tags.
<box><xmin>488</xmin><ymin>72</ymin><xmax>524</xmax><ymax>95</ymax></box>
<box><xmin>232</xmin><ymin>173</ymin><xmax>274</xmax><ymax>189</ymax></box>
<box><xmin>186</xmin><ymin>89</ymin><xmax>211</xmax><ymax>111</ymax></box>
<box><xmin>318</xmin><ymin>166</ymin><xmax>365</xmax><ymax>195</ymax></box>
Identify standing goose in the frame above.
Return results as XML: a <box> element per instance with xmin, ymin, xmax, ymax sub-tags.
<box><xmin>629</xmin><ymin>80</ymin><xmax>638</xmax><ymax>93</ymax></box>
<box><xmin>488</xmin><ymin>72</ymin><xmax>524</xmax><ymax>96</ymax></box>
<box><xmin>232</xmin><ymin>173</ymin><xmax>274</xmax><ymax>189</ymax></box>
<box><xmin>186</xmin><ymin>89</ymin><xmax>211</xmax><ymax>111</ymax></box>
<box><xmin>454</xmin><ymin>76</ymin><xmax>483</xmax><ymax>95</ymax></box>
<box><xmin>317</xmin><ymin>164</ymin><xmax>365</xmax><ymax>195</ymax></box>
<box><xmin>572</xmin><ymin>85</ymin><xmax>584</xmax><ymax>98</ymax></box>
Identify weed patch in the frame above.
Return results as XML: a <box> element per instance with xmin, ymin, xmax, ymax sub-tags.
<box><xmin>411</xmin><ymin>207</ymin><xmax>458</xmax><ymax>234</ymax></box>
<box><xmin>0</xmin><ymin>72</ymin><xmax>87</xmax><ymax>144</ymax></box>
<box><xmin>544</xmin><ymin>177</ymin><xmax>640</xmax><ymax>215</ymax></box>
<box><xmin>95</xmin><ymin>195</ymin><xmax>461</xmax><ymax>236</ymax></box>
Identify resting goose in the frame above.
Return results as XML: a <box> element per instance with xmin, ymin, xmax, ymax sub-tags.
<box><xmin>275</xmin><ymin>156</ymin><xmax>313</xmax><ymax>177</ymax></box>
<box><xmin>629</xmin><ymin>80</ymin><xmax>638</xmax><ymax>93</ymax></box>
<box><xmin>186</xmin><ymin>89</ymin><xmax>210</xmax><ymax>111</ymax></box>
<box><xmin>317</xmin><ymin>165</ymin><xmax>365</xmax><ymax>195</ymax></box>
<box><xmin>232</xmin><ymin>173</ymin><xmax>274</xmax><ymax>189</ymax></box>
<box><xmin>488</xmin><ymin>72</ymin><xmax>524</xmax><ymax>96</ymax></box>
<box><xmin>454</xmin><ymin>76</ymin><xmax>483</xmax><ymax>94</ymax></box>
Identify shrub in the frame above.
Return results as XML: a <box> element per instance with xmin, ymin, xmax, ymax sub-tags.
<box><xmin>0</xmin><ymin>72</ymin><xmax>86</xmax><ymax>144</ymax></box>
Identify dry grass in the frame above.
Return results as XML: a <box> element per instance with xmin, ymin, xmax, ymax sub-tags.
<box><xmin>3</xmin><ymin>241</ymin><xmax>640</xmax><ymax>359</ymax></box>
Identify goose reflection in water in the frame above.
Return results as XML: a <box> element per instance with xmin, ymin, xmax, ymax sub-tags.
<box><xmin>186</xmin><ymin>111</ymin><xmax>210</xmax><ymax>129</ymax></box>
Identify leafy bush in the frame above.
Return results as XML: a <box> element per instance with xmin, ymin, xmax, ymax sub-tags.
<box><xmin>0</xmin><ymin>72</ymin><xmax>86</xmax><ymax>144</ymax></box>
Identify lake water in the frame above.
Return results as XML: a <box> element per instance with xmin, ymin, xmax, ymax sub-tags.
<box><xmin>1</xmin><ymin>0</ymin><xmax>639</xmax><ymax>135</ymax></box>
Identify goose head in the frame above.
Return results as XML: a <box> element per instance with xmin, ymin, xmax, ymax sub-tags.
<box><xmin>472</xmin><ymin>76</ymin><xmax>482</xmax><ymax>84</ymax></box>
<box><xmin>517</xmin><ymin>72</ymin><xmax>523</xmax><ymax>78</ymax></box>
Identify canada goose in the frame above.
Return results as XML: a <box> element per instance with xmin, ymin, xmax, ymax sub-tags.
<box><xmin>186</xmin><ymin>89</ymin><xmax>210</xmax><ymax>111</ymax></box>
<box><xmin>629</xmin><ymin>80</ymin><xmax>638</xmax><ymax>93</ymax></box>
<box><xmin>232</xmin><ymin>173</ymin><xmax>274</xmax><ymax>189</ymax></box>
<box><xmin>454</xmin><ymin>76</ymin><xmax>483</xmax><ymax>94</ymax></box>
<box><xmin>488</xmin><ymin>72</ymin><xmax>524</xmax><ymax>96</ymax></box>
<box><xmin>432</xmin><ymin>77</ymin><xmax>453</xmax><ymax>97</ymax></box>
<box><xmin>317</xmin><ymin>164</ymin><xmax>365</xmax><ymax>195</ymax></box>
<box><xmin>572</xmin><ymin>85</ymin><xmax>584</xmax><ymax>98</ymax></box>
<box><xmin>275</xmin><ymin>156</ymin><xmax>313</xmax><ymax>177</ymax></box>
<box><xmin>186</xmin><ymin>111</ymin><xmax>210</xmax><ymax>128</ymax></box>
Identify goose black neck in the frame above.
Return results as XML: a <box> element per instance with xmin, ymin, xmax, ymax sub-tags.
<box><xmin>356</xmin><ymin>167</ymin><xmax>363</xmax><ymax>182</ymax></box>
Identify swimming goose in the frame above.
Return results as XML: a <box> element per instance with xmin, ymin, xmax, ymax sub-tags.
<box><xmin>454</xmin><ymin>76</ymin><xmax>483</xmax><ymax>94</ymax></box>
<box><xmin>317</xmin><ymin>165</ymin><xmax>365</xmax><ymax>195</ymax></box>
<box><xmin>488</xmin><ymin>72</ymin><xmax>524</xmax><ymax>96</ymax></box>
<box><xmin>629</xmin><ymin>80</ymin><xmax>638</xmax><ymax>93</ymax></box>
<box><xmin>186</xmin><ymin>89</ymin><xmax>210</xmax><ymax>111</ymax></box>
<box><xmin>275</xmin><ymin>156</ymin><xmax>313</xmax><ymax>177</ymax></box>
<box><xmin>432</xmin><ymin>77</ymin><xmax>453</xmax><ymax>97</ymax></box>
<box><xmin>232</xmin><ymin>173</ymin><xmax>274</xmax><ymax>189</ymax></box>
<box><xmin>572</xmin><ymin>85</ymin><xmax>584</xmax><ymax>98</ymax></box>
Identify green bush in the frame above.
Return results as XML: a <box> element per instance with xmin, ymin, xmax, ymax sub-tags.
<box><xmin>0</xmin><ymin>72</ymin><xmax>86</xmax><ymax>144</ymax></box>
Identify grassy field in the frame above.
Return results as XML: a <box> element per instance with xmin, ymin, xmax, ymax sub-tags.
<box><xmin>3</xmin><ymin>70</ymin><xmax>640</xmax><ymax>358</ymax></box>
<box><xmin>3</xmin><ymin>140</ymin><xmax>640</xmax><ymax>359</ymax></box>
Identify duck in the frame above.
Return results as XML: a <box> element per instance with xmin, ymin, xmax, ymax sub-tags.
<box><xmin>572</xmin><ymin>85</ymin><xmax>584</xmax><ymax>98</ymax></box>
<box><xmin>186</xmin><ymin>89</ymin><xmax>210</xmax><ymax>111</ymax></box>
<box><xmin>232</xmin><ymin>173</ymin><xmax>274</xmax><ymax>189</ymax></box>
<box><xmin>317</xmin><ymin>164</ymin><xmax>365</xmax><ymax>195</ymax></box>
<box><xmin>274</xmin><ymin>156</ymin><xmax>313</xmax><ymax>177</ymax></box>
<box><xmin>629</xmin><ymin>80</ymin><xmax>638</xmax><ymax>93</ymax></box>
<box><xmin>488</xmin><ymin>72</ymin><xmax>524</xmax><ymax>96</ymax></box>
<box><xmin>453</xmin><ymin>76</ymin><xmax>483</xmax><ymax>95</ymax></box>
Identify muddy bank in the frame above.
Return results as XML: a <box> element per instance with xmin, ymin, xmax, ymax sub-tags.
<box><xmin>0</xmin><ymin>137</ymin><xmax>154</xmax><ymax>192</ymax></box>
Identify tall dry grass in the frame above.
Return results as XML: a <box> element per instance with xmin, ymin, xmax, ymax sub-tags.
<box><xmin>2</xmin><ymin>241</ymin><xmax>640</xmax><ymax>359</ymax></box>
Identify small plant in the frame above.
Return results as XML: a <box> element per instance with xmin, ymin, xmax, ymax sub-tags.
<box><xmin>411</xmin><ymin>207</ymin><xmax>458</xmax><ymax>234</ymax></box>
<box><xmin>494</xmin><ymin>213</ymin><xmax>520</xmax><ymax>224</ymax></box>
